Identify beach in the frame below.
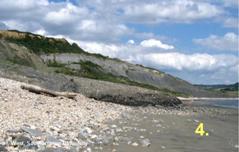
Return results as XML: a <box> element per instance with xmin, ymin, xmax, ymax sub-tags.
<box><xmin>99</xmin><ymin>106</ymin><xmax>238</xmax><ymax>152</ymax></box>
<box><xmin>0</xmin><ymin>77</ymin><xmax>238</xmax><ymax>152</ymax></box>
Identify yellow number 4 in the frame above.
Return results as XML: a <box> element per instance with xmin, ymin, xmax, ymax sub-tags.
<box><xmin>195</xmin><ymin>123</ymin><xmax>206</xmax><ymax>136</ymax></box>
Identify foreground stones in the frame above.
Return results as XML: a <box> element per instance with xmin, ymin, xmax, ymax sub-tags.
<box><xmin>1</xmin><ymin>122</ymin><xmax>153</xmax><ymax>151</ymax></box>
<box><xmin>0</xmin><ymin>77</ymin><xmax>131</xmax><ymax>151</ymax></box>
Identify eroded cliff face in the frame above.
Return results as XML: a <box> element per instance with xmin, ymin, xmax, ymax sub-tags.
<box><xmin>0</xmin><ymin>30</ymin><xmax>224</xmax><ymax>98</ymax></box>
<box><xmin>40</xmin><ymin>53</ymin><xmax>213</xmax><ymax>97</ymax></box>
<box><xmin>0</xmin><ymin>30</ymin><xmax>67</xmax><ymax>43</ymax></box>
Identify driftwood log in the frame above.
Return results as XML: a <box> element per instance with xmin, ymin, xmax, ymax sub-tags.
<box><xmin>20</xmin><ymin>85</ymin><xmax>77</xmax><ymax>99</ymax></box>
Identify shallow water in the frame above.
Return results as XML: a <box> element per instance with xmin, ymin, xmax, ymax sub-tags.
<box><xmin>90</xmin><ymin>102</ymin><xmax>238</xmax><ymax>152</ymax></box>
<box><xmin>191</xmin><ymin>99</ymin><xmax>238</xmax><ymax>109</ymax></box>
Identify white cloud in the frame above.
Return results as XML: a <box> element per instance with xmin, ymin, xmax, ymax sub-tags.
<box><xmin>44</xmin><ymin>3</ymin><xmax>88</xmax><ymax>25</ymax></box>
<box><xmin>0</xmin><ymin>0</ymin><xmax>48</xmax><ymax>10</ymax></box>
<box><xmin>3</xmin><ymin>20</ymin><xmax>28</xmax><ymax>31</ymax></box>
<box><xmin>223</xmin><ymin>0</ymin><xmax>239</xmax><ymax>7</ymax></box>
<box><xmin>132</xmin><ymin>53</ymin><xmax>238</xmax><ymax>71</ymax></box>
<box><xmin>123</xmin><ymin>0</ymin><xmax>223</xmax><ymax>23</ymax></box>
<box><xmin>127</xmin><ymin>39</ymin><xmax>135</xmax><ymax>44</ymax></box>
<box><xmin>78</xmin><ymin>20</ymin><xmax>97</xmax><ymax>32</ymax></box>
<box><xmin>0</xmin><ymin>0</ymin><xmax>237</xmax><ymax>83</ymax></box>
<box><xmin>0</xmin><ymin>22</ymin><xmax>7</xmax><ymax>29</ymax></box>
<box><xmin>194</xmin><ymin>32</ymin><xmax>238</xmax><ymax>51</ymax></box>
<box><xmin>75</xmin><ymin>20</ymin><xmax>131</xmax><ymax>41</ymax></box>
<box><xmin>140</xmin><ymin>39</ymin><xmax>174</xmax><ymax>50</ymax></box>
<box><xmin>34</xmin><ymin>29</ymin><xmax>47</xmax><ymax>35</ymax></box>
<box><xmin>67</xmin><ymin>39</ymin><xmax>238</xmax><ymax>73</ymax></box>
<box><xmin>224</xmin><ymin>17</ymin><xmax>238</xmax><ymax>28</ymax></box>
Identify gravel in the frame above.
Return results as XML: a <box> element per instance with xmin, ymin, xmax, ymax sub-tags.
<box><xmin>0</xmin><ymin>77</ymin><xmax>131</xmax><ymax>151</ymax></box>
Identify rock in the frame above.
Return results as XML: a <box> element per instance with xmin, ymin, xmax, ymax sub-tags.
<box><xmin>46</xmin><ymin>136</ymin><xmax>62</xmax><ymax>146</ymax></box>
<box><xmin>111</xmin><ymin>125</ymin><xmax>117</xmax><ymax>128</ymax></box>
<box><xmin>82</xmin><ymin>127</ymin><xmax>93</xmax><ymax>134</ymax></box>
<box><xmin>78</xmin><ymin>127</ymin><xmax>93</xmax><ymax>139</ymax></box>
<box><xmin>140</xmin><ymin>138</ymin><xmax>151</xmax><ymax>147</ymax></box>
<box><xmin>50</xmin><ymin>126</ymin><xmax>61</xmax><ymax>132</ymax></box>
<box><xmin>113</xmin><ymin>137</ymin><xmax>119</xmax><ymax>142</ymax></box>
<box><xmin>0</xmin><ymin>145</ymin><xmax>8</xmax><ymax>152</ymax></box>
<box><xmin>156</xmin><ymin>124</ymin><xmax>162</xmax><ymax>127</ymax></box>
<box><xmin>131</xmin><ymin>142</ymin><xmax>139</xmax><ymax>146</ymax></box>
<box><xmin>6</xmin><ymin>129</ymin><xmax>22</xmax><ymax>134</ymax></box>
<box><xmin>115</xmin><ymin>128</ymin><xmax>123</xmax><ymax>133</ymax></box>
<box><xmin>14</xmin><ymin>135</ymin><xmax>32</xmax><ymax>147</ymax></box>
<box><xmin>119</xmin><ymin>136</ymin><xmax>132</xmax><ymax>143</ymax></box>
<box><xmin>93</xmin><ymin>93</ymin><xmax>182</xmax><ymax>107</ymax></box>
<box><xmin>86</xmin><ymin>147</ymin><xmax>92</xmax><ymax>152</ymax></box>
<box><xmin>90</xmin><ymin>134</ymin><xmax>98</xmax><ymax>140</ymax></box>
<box><xmin>101</xmin><ymin>136</ymin><xmax>113</xmax><ymax>145</ymax></box>
<box><xmin>40</xmin><ymin>147</ymin><xmax>71</xmax><ymax>152</ymax></box>
<box><xmin>194</xmin><ymin>119</ymin><xmax>199</xmax><ymax>123</ymax></box>
<box><xmin>21</xmin><ymin>126</ymin><xmax>44</xmax><ymax>137</ymax></box>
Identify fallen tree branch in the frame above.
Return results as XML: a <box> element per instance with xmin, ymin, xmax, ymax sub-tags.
<box><xmin>20</xmin><ymin>85</ymin><xmax>77</xmax><ymax>99</ymax></box>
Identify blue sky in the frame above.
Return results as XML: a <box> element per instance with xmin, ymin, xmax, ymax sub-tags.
<box><xmin>0</xmin><ymin>0</ymin><xmax>238</xmax><ymax>84</ymax></box>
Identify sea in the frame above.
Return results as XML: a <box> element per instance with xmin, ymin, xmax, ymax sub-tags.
<box><xmin>190</xmin><ymin>99</ymin><xmax>238</xmax><ymax>109</ymax></box>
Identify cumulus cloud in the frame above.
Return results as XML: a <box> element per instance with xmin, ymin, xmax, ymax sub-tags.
<box><xmin>127</xmin><ymin>39</ymin><xmax>135</xmax><ymax>44</ymax></box>
<box><xmin>223</xmin><ymin>0</ymin><xmax>239</xmax><ymax>7</ymax></box>
<box><xmin>194</xmin><ymin>32</ymin><xmax>238</xmax><ymax>51</ymax></box>
<box><xmin>0</xmin><ymin>0</ymin><xmax>48</xmax><ymax>10</ymax></box>
<box><xmin>0</xmin><ymin>22</ymin><xmax>7</xmax><ymax>30</ymax></box>
<box><xmin>131</xmin><ymin>53</ymin><xmax>238</xmax><ymax>71</ymax></box>
<box><xmin>67</xmin><ymin>39</ymin><xmax>238</xmax><ymax>72</ymax></box>
<box><xmin>123</xmin><ymin>0</ymin><xmax>223</xmax><ymax>23</ymax></box>
<box><xmin>74</xmin><ymin>39</ymin><xmax>238</xmax><ymax>84</ymax></box>
<box><xmin>0</xmin><ymin>0</ymin><xmax>237</xmax><ymax>83</ymax></box>
<box><xmin>224</xmin><ymin>17</ymin><xmax>238</xmax><ymax>28</ymax></box>
<box><xmin>44</xmin><ymin>3</ymin><xmax>89</xmax><ymax>26</ymax></box>
<box><xmin>140</xmin><ymin>39</ymin><xmax>174</xmax><ymax>50</ymax></box>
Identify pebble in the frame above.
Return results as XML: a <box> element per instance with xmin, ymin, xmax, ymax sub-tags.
<box><xmin>21</xmin><ymin>126</ymin><xmax>44</xmax><ymax>137</ymax></box>
<box><xmin>140</xmin><ymin>138</ymin><xmax>151</xmax><ymax>147</ymax></box>
<box><xmin>111</xmin><ymin>125</ymin><xmax>117</xmax><ymax>128</ymax></box>
<box><xmin>0</xmin><ymin>145</ymin><xmax>8</xmax><ymax>152</ymax></box>
<box><xmin>39</xmin><ymin>147</ymin><xmax>70</xmax><ymax>152</ymax></box>
<box><xmin>46</xmin><ymin>136</ymin><xmax>62</xmax><ymax>146</ymax></box>
<box><xmin>194</xmin><ymin>119</ymin><xmax>199</xmax><ymax>123</ymax></box>
<box><xmin>131</xmin><ymin>142</ymin><xmax>139</xmax><ymax>146</ymax></box>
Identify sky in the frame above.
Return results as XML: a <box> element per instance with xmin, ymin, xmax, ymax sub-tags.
<box><xmin>0</xmin><ymin>0</ymin><xmax>238</xmax><ymax>84</ymax></box>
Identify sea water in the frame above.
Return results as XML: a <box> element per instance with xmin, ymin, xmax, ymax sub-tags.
<box><xmin>191</xmin><ymin>99</ymin><xmax>238</xmax><ymax>109</ymax></box>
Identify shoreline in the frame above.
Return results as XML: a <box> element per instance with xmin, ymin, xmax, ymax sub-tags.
<box><xmin>178</xmin><ymin>97</ymin><xmax>239</xmax><ymax>101</ymax></box>
<box><xmin>99</xmin><ymin>105</ymin><xmax>238</xmax><ymax>152</ymax></box>
<box><xmin>0</xmin><ymin>77</ymin><xmax>238</xmax><ymax>152</ymax></box>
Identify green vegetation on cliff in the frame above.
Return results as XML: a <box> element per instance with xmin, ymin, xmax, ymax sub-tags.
<box><xmin>47</xmin><ymin>60</ymin><xmax>187</xmax><ymax>96</ymax></box>
<box><xmin>1</xmin><ymin>30</ymin><xmax>236</xmax><ymax>98</ymax></box>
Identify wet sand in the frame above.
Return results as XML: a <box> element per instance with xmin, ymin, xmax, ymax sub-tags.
<box><xmin>93</xmin><ymin>106</ymin><xmax>238</xmax><ymax>152</ymax></box>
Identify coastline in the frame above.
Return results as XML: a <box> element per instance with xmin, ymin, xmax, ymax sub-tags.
<box><xmin>99</xmin><ymin>105</ymin><xmax>238</xmax><ymax>152</ymax></box>
<box><xmin>0</xmin><ymin>77</ymin><xmax>238</xmax><ymax>152</ymax></box>
<box><xmin>178</xmin><ymin>97</ymin><xmax>239</xmax><ymax>101</ymax></box>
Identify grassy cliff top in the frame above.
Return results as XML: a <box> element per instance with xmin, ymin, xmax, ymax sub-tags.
<box><xmin>0</xmin><ymin>30</ymin><xmax>109</xmax><ymax>60</ymax></box>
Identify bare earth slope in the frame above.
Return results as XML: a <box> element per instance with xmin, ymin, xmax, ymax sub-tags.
<box><xmin>0</xmin><ymin>30</ymin><xmax>225</xmax><ymax>98</ymax></box>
